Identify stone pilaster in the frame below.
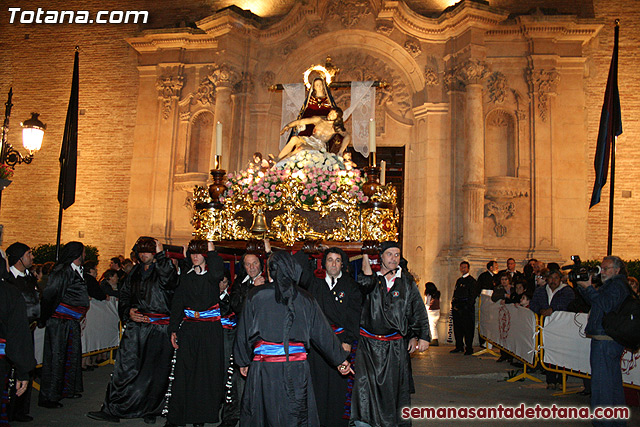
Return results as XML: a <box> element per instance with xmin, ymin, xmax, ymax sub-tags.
<box><xmin>208</xmin><ymin>64</ymin><xmax>239</xmax><ymax>171</ymax></box>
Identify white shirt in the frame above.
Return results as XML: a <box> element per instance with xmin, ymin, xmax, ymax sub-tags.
<box><xmin>378</xmin><ymin>266</ymin><xmax>402</xmax><ymax>291</ymax></box>
<box><xmin>10</xmin><ymin>265</ymin><xmax>27</xmax><ymax>278</ymax></box>
<box><xmin>325</xmin><ymin>271</ymin><xmax>342</xmax><ymax>290</ymax></box>
<box><xmin>71</xmin><ymin>262</ymin><xmax>83</xmax><ymax>278</ymax></box>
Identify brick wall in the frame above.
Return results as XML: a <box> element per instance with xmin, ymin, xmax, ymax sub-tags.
<box><xmin>585</xmin><ymin>1</ymin><xmax>640</xmax><ymax>259</ymax></box>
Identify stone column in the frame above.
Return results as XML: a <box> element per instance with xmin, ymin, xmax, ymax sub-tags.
<box><xmin>209</xmin><ymin>64</ymin><xmax>239</xmax><ymax>171</ymax></box>
<box><xmin>458</xmin><ymin>60</ymin><xmax>488</xmax><ymax>249</ymax></box>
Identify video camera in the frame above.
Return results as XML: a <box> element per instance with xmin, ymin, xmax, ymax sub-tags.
<box><xmin>562</xmin><ymin>255</ymin><xmax>601</xmax><ymax>285</ymax></box>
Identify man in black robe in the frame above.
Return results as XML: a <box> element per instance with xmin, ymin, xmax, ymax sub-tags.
<box><xmin>294</xmin><ymin>246</ymin><xmax>362</xmax><ymax>426</ymax></box>
<box><xmin>0</xmin><ymin>252</ymin><xmax>36</xmax><ymax>424</ymax></box>
<box><xmin>234</xmin><ymin>251</ymin><xmax>352</xmax><ymax>426</ymax></box>
<box><xmin>165</xmin><ymin>240</ymin><xmax>225</xmax><ymax>427</ymax></box>
<box><xmin>351</xmin><ymin>241</ymin><xmax>430</xmax><ymax>427</ymax></box>
<box><xmin>5</xmin><ymin>242</ymin><xmax>39</xmax><ymax>421</ymax></box>
<box><xmin>38</xmin><ymin>241</ymin><xmax>89</xmax><ymax>408</ymax></box>
<box><xmin>229</xmin><ymin>251</ymin><xmax>266</xmax><ymax>316</ymax></box>
<box><xmin>87</xmin><ymin>237</ymin><xmax>178</xmax><ymax>424</ymax></box>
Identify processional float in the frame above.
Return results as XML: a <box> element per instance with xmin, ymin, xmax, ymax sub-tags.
<box><xmin>191</xmin><ymin>60</ymin><xmax>398</xmax><ymax>252</ymax></box>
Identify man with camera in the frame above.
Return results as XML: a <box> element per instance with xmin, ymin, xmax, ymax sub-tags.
<box><xmin>576</xmin><ymin>256</ymin><xmax>629</xmax><ymax>424</ymax></box>
<box><xmin>87</xmin><ymin>237</ymin><xmax>178</xmax><ymax>425</ymax></box>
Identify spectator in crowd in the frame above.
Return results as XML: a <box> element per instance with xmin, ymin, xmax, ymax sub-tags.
<box><xmin>451</xmin><ymin>261</ymin><xmax>478</xmax><ymax>355</ymax></box>
<box><xmin>234</xmin><ymin>251</ymin><xmax>352</xmax><ymax>426</ymax></box>
<box><xmin>5</xmin><ymin>242</ymin><xmax>39</xmax><ymax>422</ymax></box>
<box><xmin>351</xmin><ymin>242</ymin><xmax>429</xmax><ymax>427</ymax></box>
<box><xmin>530</xmin><ymin>269</ymin><xmax>574</xmax><ymax>389</ymax></box>
<box><xmin>31</xmin><ymin>263</ymin><xmax>43</xmax><ymax>282</ymax></box>
<box><xmin>477</xmin><ymin>261</ymin><xmax>499</xmax><ymax>292</ymax></box>
<box><xmin>512</xmin><ymin>280</ymin><xmax>527</xmax><ymax>305</ymax></box>
<box><xmin>108</xmin><ymin>257</ymin><xmax>126</xmax><ymax>282</ymax></box>
<box><xmin>0</xmin><ymin>251</ymin><xmax>36</xmax><ymax>424</ymax></box>
<box><xmin>518</xmin><ymin>292</ymin><xmax>532</xmax><ymax>308</ymax></box>
<box><xmin>576</xmin><ymin>256</ymin><xmax>628</xmax><ymax>424</ymax></box>
<box><xmin>38</xmin><ymin>242</ymin><xmax>88</xmax><ymax>408</ymax></box>
<box><xmin>165</xmin><ymin>240</ymin><xmax>225</xmax><ymax>427</ymax></box>
<box><xmin>528</xmin><ymin>261</ymin><xmax>546</xmax><ymax>293</ymax></box>
<box><xmin>424</xmin><ymin>282</ymin><xmax>441</xmax><ymax>346</ymax></box>
<box><xmin>87</xmin><ymin>237</ymin><xmax>178</xmax><ymax>424</ymax></box>
<box><xmin>499</xmin><ymin>258</ymin><xmax>523</xmax><ymax>282</ymax></box>
<box><xmin>83</xmin><ymin>261</ymin><xmax>107</xmax><ymax>301</ymax></box>
<box><xmin>491</xmin><ymin>273</ymin><xmax>517</xmax><ymax>304</ymax></box>
<box><xmin>122</xmin><ymin>258</ymin><xmax>134</xmax><ymax>274</ymax></box>
<box><xmin>294</xmin><ymin>245</ymin><xmax>362</xmax><ymax>427</ymax></box>
<box><xmin>100</xmin><ymin>269</ymin><xmax>120</xmax><ymax>298</ymax></box>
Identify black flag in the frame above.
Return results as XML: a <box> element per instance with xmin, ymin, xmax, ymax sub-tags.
<box><xmin>590</xmin><ymin>23</ymin><xmax>622</xmax><ymax>208</ymax></box>
<box><xmin>58</xmin><ymin>48</ymin><xmax>79</xmax><ymax>210</ymax></box>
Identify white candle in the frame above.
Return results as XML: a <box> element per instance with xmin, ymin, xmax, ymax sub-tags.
<box><xmin>216</xmin><ymin>121</ymin><xmax>223</xmax><ymax>156</ymax></box>
<box><xmin>380</xmin><ymin>160</ymin><xmax>386</xmax><ymax>186</ymax></box>
<box><xmin>369</xmin><ymin>119</ymin><xmax>376</xmax><ymax>154</ymax></box>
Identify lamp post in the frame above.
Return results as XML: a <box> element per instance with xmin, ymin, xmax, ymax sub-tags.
<box><xmin>0</xmin><ymin>87</ymin><xmax>46</xmax><ymax>212</ymax></box>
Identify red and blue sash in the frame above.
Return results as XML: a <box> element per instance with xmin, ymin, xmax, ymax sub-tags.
<box><xmin>331</xmin><ymin>324</ymin><xmax>345</xmax><ymax>335</ymax></box>
<box><xmin>0</xmin><ymin>338</ymin><xmax>5</xmax><ymax>358</ymax></box>
<box><xmin>359</xmin><ymin>327</ymin><xmax>402</xmax><ymax>341</ymax></box>
<box><xmin>252</xmin><ymin>340</ymin><xmax>307</xmax><ymax>362</ymax></box>
<box><xmin>143</xmin><ymin>312</ymin><xmax>170</xmax><ymax>325</ymax></box>
<box><xmin>52</xmin><ymin>303</ymin><xmax>88</xmax><ymax>321</ymax></box>
<box><xmin>221</xmin><ymin>313</ymin><xmax>237</xmax><ymax>329</ymax></box>
<box><xmin>183</xmin><ymin>304</ymin><xmax>221</xmax><ymax>322</ymax></box>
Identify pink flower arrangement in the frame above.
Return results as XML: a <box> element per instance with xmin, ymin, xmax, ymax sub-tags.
<box><xmin>223</xmin><ymin>166</ymin><xmax>369</xmax><ymax>206</ymax></box>
<box><xmin>0</xmin><ymin>164</ymin><xmax>14</xmax><ymax>180</ymax></box>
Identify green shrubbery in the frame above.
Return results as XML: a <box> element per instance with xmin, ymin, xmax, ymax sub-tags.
<box><xmin>32</xmin><ymin>243</ymin><xmax>99</xmax><ymax>264</ymax></box>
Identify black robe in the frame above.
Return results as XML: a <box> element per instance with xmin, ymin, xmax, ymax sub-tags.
<box><xmin>294</xmin><ymin>251</ymin><xmax>362</xmax><ymax>426</ymax></box>
<box><xmin>166</xmin><ymin>251</ymin><xmax>225</xmax><ymax>425</ymax></box>
<box><xmin>101</xmin><ymin>252</ymin><xmax>178</xmax><ymax>419</ymax></box>
<box><xmin>0</xmin><ymin>281</ymin><xmax>36</xmax><ymax>423</ymax></box>
<box><xmin>38</xmin><ymin>264</ymin><xmax>88</xmax><ymax>403</ymax></box>
<box><xmin>234</xmin><ymin>284</ymin><xmax>348</xmax><ymax>427</ymax></box>
<box><xmin>351</xmin><ymin>270</ymin><xmax>430</xmax><ymax>427</ymax></box>
<box><xmin>5</xmin><ymin>272</ymin><xmax>39</xmax><ymax>420</ymax></box>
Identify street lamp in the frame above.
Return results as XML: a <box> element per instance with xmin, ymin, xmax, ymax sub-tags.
<box><xmin>0</xmin><ymin>88</ymin><xmax>46</xmax><ymax>209</ymax></box>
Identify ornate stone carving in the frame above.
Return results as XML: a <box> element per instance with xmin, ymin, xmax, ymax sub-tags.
<box><xmin>327</xmin><ymin>0</ymin><xmax>371</xmax><ymax>28</ymax></box>
<box><xmin>156</xmin><ymin>75</ymin><xmax>184</xmax><ymax>119</ymax></box>
<box><xmin>444</xmin><ymin>59</ymin><xmax>488</xmax><ymax>91</ymax></box>
<box><xmin>375</xmin><ymin>22</ymin><xmax>393</xmax><ymax>36</ymax></box>
<box><xmin>208</xmin><ymin>64</ymin><xmax>239</xmax><ymax>88</ymax></box>
<box><xmin>179</xmin><ymin>110</ymin><xmax>192</xmax><ymax>122</ymax></box>
<box><xmin>485</xmin><ymin>176</ymin><xmax>529</xmax><ymax>200</ymax></box>
<box><xmin>307</xmin><ymin>25</ymin><xmax>325</xmax><ymax>38</ymax></box>
<box><xmin>260</xmin><ymin>71</ymin><xmax>275</xmax><ymax>88</ymax></box>
<box><xmin>488</xmin><ymin>72</ymin><xmax>508</xmax><ymax>104</ymax></box>
<box><xmin>456</xmin><ymin>59</ymin><xmax>489</xmax><ymax>86</ymax></box>
<box><xmin>485</xmin><ymin>200</ymin><xmax>515</xmax><ymax>237</ymax></box>
<box><xmin>424</xmin><ymin>67</ymin><xmax>438</xmax><ymax>86</ymax></box>
<box><xmin>527</xmin><ymin>68</ymin><xmax>560</xmax><ymax>122</ymax></box>
<box><xmin>195</xmin><ymin>75</ymin><xmax>216</xmax><ymax>106</ymax></box>
<box><xmin>331</xmin><ymin>52</ymin><xmax>412</xmax><ymax>120</ymax></box>
<box><xmin>403</xmin><ymin>39</ymin><xmax>421</xmax><ymax>58</ymax></box>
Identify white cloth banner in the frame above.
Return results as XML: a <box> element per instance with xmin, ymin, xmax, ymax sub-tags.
<box><xmin>279</xmin><ymin>83</ymin><xmax>305</xmax><ymax>150</ymax></box>
<box><xmin>344</xmin><ymin>81</ymin><xmax>375</xmax><ymax>157</ymax></box>
<box><xmin>478</xmin><ymin>295</ymin><xmax>537</xmax><ymax>365</ymax></box>
<box><xmin>34</xmin><ymin>299</ymin><xmax>121</xmax><ymax>365</ymax></box>
<box><xmin>541</xmin><ymin>311</ymin><xmax>640</xmax><ymax>386</ymax></box>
